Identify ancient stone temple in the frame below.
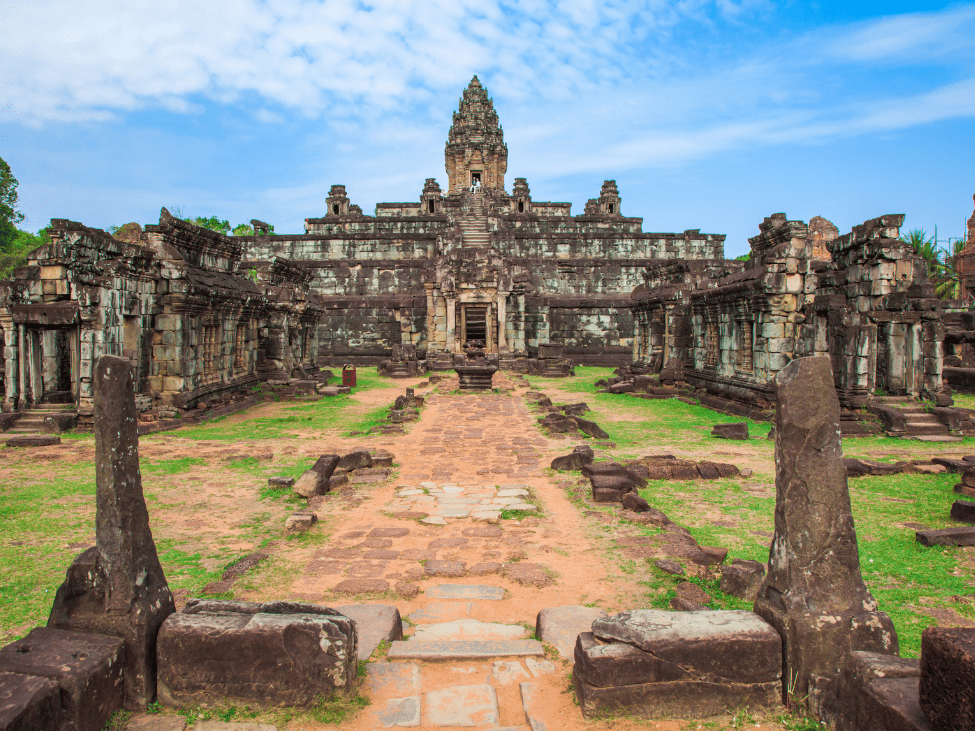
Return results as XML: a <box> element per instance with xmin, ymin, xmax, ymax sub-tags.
<box><xmin>246</xmin><ymin>76</ymin><xmax>725</xmax><ymax>368</ymax></box>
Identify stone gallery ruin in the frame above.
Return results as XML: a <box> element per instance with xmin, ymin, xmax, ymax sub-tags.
<box><xmin>4</xmin><ymin>77</ymin><xmax>975</xmax><ymax>731</ymax></box>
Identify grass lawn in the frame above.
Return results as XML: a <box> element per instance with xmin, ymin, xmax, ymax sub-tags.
<box><xmin>0</xmin><ymin>369</ymin><xmax>398</xmax><ymax>645</ymax></box>
<box><xmin>527</xmin><ymin>366</ymin><xmax>975</xmax><ymax>657</ymax></box>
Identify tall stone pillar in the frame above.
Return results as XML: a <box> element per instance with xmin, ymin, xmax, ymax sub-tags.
<box><xmin>496</xmin><ymin>294</ymin><xmax>507</xmax><ymax>351</ymax></box>
<box><xmin>446</xmin><ymin>297</ymin><xmax>456</xmax><ymax>352</ymax></box>
<box><xmin>48</xmin><ymin>355</ymin><xmax>175</xmax><ymax>710</ymax></box>
<box><xmin>753</xmin><ymin>356</ymin><xmax>897</xmax><ymax>710</ymax></box>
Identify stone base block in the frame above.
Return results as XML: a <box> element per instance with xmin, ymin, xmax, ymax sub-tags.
<box><xmin>0</xmin><ymin>627</ymin><xmax>123</xmax><ymax>731</ymax></box>
<box><xmin>573</xmin><ymin>674</ymin><xmax>780</xmax><ymax>719</ymax></box>
<box><xmin>920</xmin><ymin>627</ymin><xmax>975</xmax><ymax>730</ymax></box>
<box><xmin>157</xmin><ymin>600</ymin><xmax>357</xmax><ymax>708</ymax></box>
<box><xmin>0</xmin><ymin>671</ymin><xmax>61</xmax><ymax>731</ymax></box>
<box><xmin>819</xmin><ymin>652</ymin><xmax>930</xmax><ymax>731</ymax></box>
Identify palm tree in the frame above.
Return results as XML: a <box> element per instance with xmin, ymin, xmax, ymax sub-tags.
<box><xmin>901</xmin><ymin>228</ymin><xmax>961</xmax><ymax>300</ymax></box>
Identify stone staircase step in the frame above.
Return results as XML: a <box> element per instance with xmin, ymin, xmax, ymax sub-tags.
<box><xmin>425</xmin><ymin>584</ymin><xmax>505</xmax><ymax>600</ymax></box>
<box><xmin>412</xmin><ymin>619</ymin><xmax>530</xmax><ymax>642</ymax></box>
<box><xmin>904</xmin><ymin>423</ymin><xmax>949</xmax><ymax>435</ymax></box>
<box><xmin>387</xmin><ymin>639</ymin><xmax>545</xmax><ymax>660</ymax></box>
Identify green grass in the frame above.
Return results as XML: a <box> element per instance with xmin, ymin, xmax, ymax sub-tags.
<box><xmin>526</xmin><ymin>366</ymin><xmax>772</xmax><ymax>447</ymax></box>
<box><xmin>164</xmin><ymin>369</ymin><xmax>398</xmax><ymax>441</ymax></box>
<box><xmin>634</xmin><ymin>468</ymin><xmax>972</xmax><ymax>657</ymax></box>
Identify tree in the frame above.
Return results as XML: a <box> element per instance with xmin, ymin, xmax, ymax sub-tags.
<box><xmin>0</xmin><ymin>156</ymin><xmax>26</xmax><ymax>251</ymax></box>
<box><xmin>900</xmin><ymin>228</ymin><xmax>961</xmax><ymax>300</ymax></box>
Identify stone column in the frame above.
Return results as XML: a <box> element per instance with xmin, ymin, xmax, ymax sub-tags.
<box><xmin>496</xmin><ymin>294</ymin><xmax>507</xmax><ymax>351</ymax></box>
<box><xmin>0</xmin><ymin>316</ymin><xmax>18</xmax><ymax>410</ymax></box>
<box><xmin>48</xmin><ymin>355</ymin><xmax>175</xmax><ymax>710</ymax></box>
<box><xmin>446</xmin><ymin>297</ymin><xmax>456</xmax><ymax>353</ymax></box>
<box><xmin>753</xmin><ymin>356</ymin><xmax>898</xmax><ymax>711</ymax></box>
<box><xmin>425</xmin><ymin>284</ymin><xmax>436</xmax><ymax>349</ymax></box>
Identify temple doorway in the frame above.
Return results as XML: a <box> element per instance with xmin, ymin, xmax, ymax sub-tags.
<box><xmin>461</xmin><ymin>304</ymin><xmax>489</xmax><ymax>348</ymax></box>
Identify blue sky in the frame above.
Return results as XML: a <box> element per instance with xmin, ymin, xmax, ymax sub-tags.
<box><xmin>2</xmin><ymin>0</ymin><xmax>973</xmax><ymax>257</ymax></box>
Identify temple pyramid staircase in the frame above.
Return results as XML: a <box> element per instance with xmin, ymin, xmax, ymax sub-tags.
<box><xmin>458</xmin><ymin>194</ymin><xmax>491</xmax><ymax>247</ymax></box>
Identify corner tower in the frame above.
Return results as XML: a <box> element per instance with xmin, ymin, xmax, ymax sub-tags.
<box><xmin>445</xmin><ymin>76</ymin><xmax>508</xmax><ymax>194</ymax></box>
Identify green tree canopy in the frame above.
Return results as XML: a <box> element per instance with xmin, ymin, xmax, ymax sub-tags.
<box><xmin>1</xmin><ymin>156</ymin><xmax>26</xmax><ymax>251</ymax></box>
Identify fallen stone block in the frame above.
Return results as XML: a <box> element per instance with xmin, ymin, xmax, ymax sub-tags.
<box><xmin>582</xmin><ymin>462</ymin><xmax>648</xmax><ymax>488</ymax></box>
<box><xmin>950</xmin><ymin>500</ymin><xmax>975</xmax><ymax>524</ymax></box>
<box><xmin>5</xmin><ymin>435</ymin><xmax>60</xmax><ymax>447</ymax></box>
<box><xmin>720</xmin><ymin>559</ymin><xmax>766</xmax><ymax>602</ymax></box>
<box><xmin>593</xmin><ymin>487</ymin><xmax>623</xmax><ymax>503</ymax></box>
<box><xmin>0</xmin><ymin>627</ymin><xmax>123</xmax><ymax>731</ymax></box>
<box><xmin>551</xmin><ymin>446</ymin><xmax>595</xmax><ymax>471</ymax></box>
<box><xmin>844</xmin><ymin>458</ymin><xmax>902</xmax><ymax>477</ymax></box>
<box><xmin>589</xmin><ymin>474</ymin><xmax>639</xmax><ymax>494</ymax></box>
<box><xmin>955</xmin><ymin>483</ymin><xmax>975</xmax><ymax>499</ymax></box>
<box><xmin>621</xmin><ymin>493</ymin><xmax>650</xmax><ymax>513</ymax></box>
<box><xmin>0</xmin><ymin>671</ymin><xmax>62</xmax><ymax>731</ymax></box>
<box><xmin>538</xmin><ymin>413</ymin><xmax>576</xmax><ymax>433</ymax></box>
<box><xmin>932</xmin><ymin>457</ymin><xmax>971</xmax><ymax>474</ymax></box>
<box><xmin>285</xmin><ymin>512</ymin><xmax>317</xmax><ymax>533</ymax></box>
<box><xmin>711</xmin><ymin>423</ymin><xmax>748</xmax><ymax>440</ymax></box>
<box><xmin>571</xmin><ymin>416</ymin><xmax>611</xmax><ymax>440</ymax></box>
<box><xmin>267</xmin><ymin>476</ymin><xmax>295</xmax><ymax>488</ymax></box>
<box><xmin>535</xmin><ymin>606</ymin><xmax>608</xmax><ymax>660</ymax></box>
<box><xmin>338</xmin><ymin>449</ymin><xmax>372</xmax><ymax>470</ymax></box>
<box><xmin>157</xmin><ymin>601</ymin><xmax>357</xmax><ymax>708</ymax></box>
<box><xmin>920</xmin><ymin>627</ymin><xmax>975</xmax><ymax>731</ymax></box>
<box><xmin>916</xmin><ymin>527</ymin><xmax>975</xmax><ymax>546</ymax></box>
<box><xmin>293</xmin><ymin>470</ymin><xmax>326</xmax><ymax>498</ymax></box>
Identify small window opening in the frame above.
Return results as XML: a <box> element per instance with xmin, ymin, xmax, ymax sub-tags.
<box><xmin>428</xmin><ymin>200</ymin><xmax>435</xmax><ymax>213</ymax></box>
<box><xmin>608</xmin><ymin>203</ymin><xmax>615</xmax><ymax>214</ymax></box>
<box><xmin>333</xmin><ymin>204</ymin><xmax>340</xmax><ymax>215</ymax></box>
<box><xmin>518</xmin><ymin>200</ymin><xmax>525</xmax><ymax>213</ymax></box>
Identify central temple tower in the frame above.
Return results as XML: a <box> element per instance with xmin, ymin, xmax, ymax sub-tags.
<box><xmin>444</xmin><ymin>76</ymin><xmax>508</xmax><ymax>194</ymax></box>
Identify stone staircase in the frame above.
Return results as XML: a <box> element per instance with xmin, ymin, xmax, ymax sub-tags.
<box><xmin>869</xmin><ymin>397</ymin><xmax>961</xmax><ymax>442</ymax></box>
<box><xmin>365</xmin><ymin>583</ymin><xmax>554</xmax><ymax>729</ymax></box>
<box><xmin>5</xmin><ymin>404</ymin><xmax>76</xmax><ymax>435</ymax></box>
<box><xmin>459</xmin><ymin>194</ymin><xmax>491</xmax><ymax>247</ymax></box>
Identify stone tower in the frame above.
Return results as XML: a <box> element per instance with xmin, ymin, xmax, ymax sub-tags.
<box><xmin>445</xmin><ymin>76</ymin><xmax>508</xmax><ymax>195</ymax></box>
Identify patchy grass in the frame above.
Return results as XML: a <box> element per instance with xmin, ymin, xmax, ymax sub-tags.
<box><xmin>167</xmin><ymin>369</ymin><xmax>398</xmax><ymax>441</ymax></box>
<box><xmin>527</xmin><ymin>366</ymin><xmax>772</xmax><ymax>447</ymax></box>
<box><xmin>633</xmin><ymin>466</ymin><xmax>972</xmax><ymax>657</ymax></box>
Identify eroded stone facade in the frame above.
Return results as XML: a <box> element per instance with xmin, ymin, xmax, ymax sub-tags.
<box><xmin>633</xmin><ymin>212</ymin><xmax>951</xmax><ymax>420</ymax></box>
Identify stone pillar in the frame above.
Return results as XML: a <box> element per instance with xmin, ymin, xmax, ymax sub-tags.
<box><xmin>496</xmin><ymin>293</ymin><xmax>507</xmax><ymax>351</ymax></box>
<box><xmin>0</xmin><ymin>316</ymin><xmax>18</xmax><ymax>410</ymax></box>
<box><xmin>425</xmin><ymin>284</ymin><xmax>436</xmax><ymax>349</ymax></box>
<box><xmin>446</xmin><ymin>297</ymin><xmax>456</xmax><ymax>352</ymax></box>
<box><xmin>48</xmin><ymin>355</ymin><xmax>175</xmax><ymax>710</ymax></box>
<box><xmin>753</xmin><ymin>356</ymin><xmax>897</xmax><ymax>711</ymax></box>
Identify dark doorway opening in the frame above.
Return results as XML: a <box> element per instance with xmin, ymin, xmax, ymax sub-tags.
<box><xmin>471</xmin><ymin>172</ymin><xmax>481</xmax><ymax>186</ymax></box>
<box><xmin>518</xmin><ymin>200</ymin><xmax>524</xmax><ymax>213</ymax></box>
<box><xmin>464</xmin><ymin>305</ymin><xmax>487</xmax><ymax>344</ymax></box>
<box><xmin>428</xmin><ymin>200</ymin><xmax>435</xmax><ymax>213</ymax></box>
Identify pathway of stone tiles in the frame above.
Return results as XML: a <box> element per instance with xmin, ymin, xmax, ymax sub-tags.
<box><xmin>151</xmin><ymin>373</ymin><xmax>790</xmax><ymax>731</ymax></box>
